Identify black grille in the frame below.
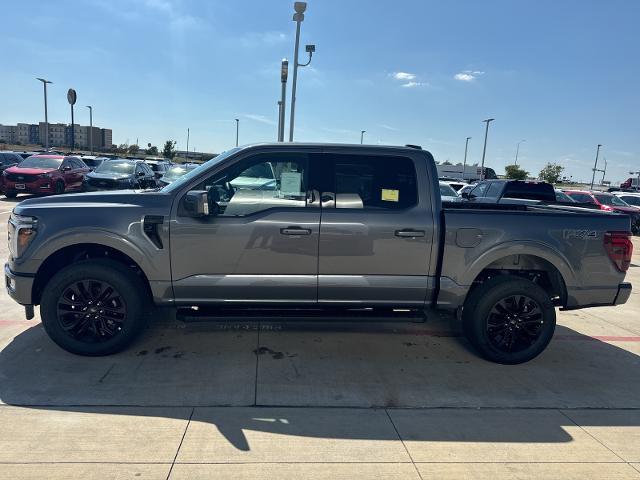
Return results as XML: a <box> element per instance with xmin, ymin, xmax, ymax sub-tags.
<box><xmin>89</xmin><ymin>178</ymin><xmax>118</xmax><ymax>189</ymax></box>
<box><xmin>6</xmin><ymin>173</ymin><xmax>39</xmax><ymax>182</ymax></box>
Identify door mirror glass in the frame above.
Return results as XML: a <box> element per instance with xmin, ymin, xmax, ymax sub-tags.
<box><xmin>182</xmin><ymin>190</ymin><xmax>212</xmax><ymax>218</ymax></box>
<box><xmin>62</xmin><ymin>165</ymin><xmax>72</xmax><ymax>172</ymax></box>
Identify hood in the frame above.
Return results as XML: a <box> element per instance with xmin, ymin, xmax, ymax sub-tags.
<box><xmin>613</xmin><ymin>206</ymin><xmax>640</xmax><ymax>214</ymax></box>
<box><xmin>6</xmin><ymin>166</ymin><xmax>57</xmax><ymax>175</ymax></box>
<box><xmin>86</xmin><ymin>171</ymin><xmax>133</xmax><ymax>180</ymax></box>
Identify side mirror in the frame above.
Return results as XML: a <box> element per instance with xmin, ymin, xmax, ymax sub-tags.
<box><xmin>62</xmin><ymin>166</ymin><xmax>72</xmax><ymax>172</ymax></box>
<box><xmin>182</xmin><ymin>190</ymin><xmax>215</xmax><ymax>218</ymax></box>
<box><xmin>137</xmin><ymin>171</ymin><xmax>145</xmax><ymax>177</ymax></box>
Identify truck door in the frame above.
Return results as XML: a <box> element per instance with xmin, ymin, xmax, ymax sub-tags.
<box><xmin>169</xmin><ymin>150</ymin><xmax>320</xmax><ymax>304</ymax></box>
<box><xmin>317</xmin><ymin>151</ymin><xmax>435</xmax><ymax>306</ymax></box>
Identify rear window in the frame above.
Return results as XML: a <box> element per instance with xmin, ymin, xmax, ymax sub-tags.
<box><xmin>502</xmin><ymin>182</ymin><xmax>555</xmax><ymax>201</ymax></box>
<box><xmin>567</xmin><ymin>192</ymin><xmax>595</xmax><ymax>203</ymax></box>
<box><xmin>595</xmin><ymin>194</ymin><xmax>629</xmax><ymax>207</ymax></box>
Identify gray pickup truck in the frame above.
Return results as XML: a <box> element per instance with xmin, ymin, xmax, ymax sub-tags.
<box><xmin>5</xmin><ymin>144</ymin><xmax>633</xmax><ymax>364</ymax></box>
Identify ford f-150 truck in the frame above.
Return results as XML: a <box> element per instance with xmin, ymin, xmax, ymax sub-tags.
<box><xmin>5</xmin><ymin>144</ymin><xmax>633</xmax><ymax>364</ymax></box>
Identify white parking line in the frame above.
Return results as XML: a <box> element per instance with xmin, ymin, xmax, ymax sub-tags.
<box><xmin>0</xmin><ymin>210</ymin><xmax>14</xmax><ymax>215</ymax></box>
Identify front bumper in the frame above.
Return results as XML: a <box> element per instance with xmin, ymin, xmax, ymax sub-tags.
<box><xmin>5</xmin><ymin>263</ymin><xmax>34</xmax><ymax>306</ymax></box>
<box><xmin>2</xmin><ymin>179</ymin><xmax>55</xmax><ymax>194</ymax></box>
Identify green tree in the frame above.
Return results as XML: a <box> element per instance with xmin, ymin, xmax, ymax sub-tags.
<box><xmin>538</xmin><ymin>163</ymin><xmax>564</xmax><ymax>184</ymax></box>
<box><xmin>442</xmin><ymin>160</ymin><xmax>452</xmax><ymax>165</ymax></box>
<box><xmin>504</xmin><ymin>164</ymin><xmax>529</xmax><ymax>180</ymax></box>
<box><xmin>146</xmin><ymin>145</ymin><xmax>158</xmax><ymax>155</ymax></box>
<box><xmin>117</xmin><ymin>143</ymin><xmax>129</xmax><ymax>154</ymax></box>
<box><xmin>128</xmin><ymin>144</ymin><xmax>139</xmax><ymax>155</ymax></box>
<box><xmin>162</xmin><ymin>140</ymin><xmax>177</xmax><ymax>159</ymax></box>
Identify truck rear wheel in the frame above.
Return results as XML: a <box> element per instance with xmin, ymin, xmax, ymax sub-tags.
<box><xmin>40</xmin><ymin>259</ymin><xmax>148</xmax><ymax>356</ymax></box>
<box><xmin>462</xmin><ymin>276</ymin><xmax>556</xmax><ymax>364</ymax></box>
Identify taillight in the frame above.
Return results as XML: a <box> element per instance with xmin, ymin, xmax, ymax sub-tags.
<box><xmin>604</xmin><ymin>231</ymin><xmax>633</xmax><ymax>272</ymax></box>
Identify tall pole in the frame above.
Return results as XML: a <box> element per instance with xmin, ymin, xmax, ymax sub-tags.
<box><xmin>186</xmin><ymin>128</ymin><xmax>190</xmax><ymax>159</ymax></box>
<box><xmin>288</xmin><ymin>8</ymin><xmax>303</xmax><ymax>142</ymax></box>
<box><xmin>70</xmin><ymin>104</ymin><xmax>75</xmax><ymax>151</ymax></box>
<box><xmin>37</xmin><ymin>78</ymin><xmax>52</xmax><ymax>151</ymax></box>
<box><xmin>463</xmin><ymin>136</ymin><xmax>471</xmax><ymax>180</ymax></box>
<box><xmin>360</xmin><ymin>130</ymin><xmax>366</xmax><ymax>144</ymax></box>
<box><xmin>480</xmin><ymin>118</ymin><xmax>494</xmax><ymax>180</ymax></box>
<box><xmin>278</xmin><ymin>59</ymin><xmax>288</xmax><ymax>142</ymax></box>
<box><xmin>590</xmin><ymin>144</ymin><xmax>602</xmax><ymax>190</ymax></box>
<box><xmin>235</xmin><ymin>119</ymin><xmax>239</xmax><ymax>147</ymax></box>
<box><xmin>601</xmin><ymin>158</ymin><xmax>607</xmax><ymax>185</ymax></box>
<box><xmin>515</xmin><ymin>139</ymin><xmax>525</xmax><ymax>166</ymax></box>
<box><xmin>86</xmin><ymin>106</ymin><xmax>93</xmax><ymax>154</ymax></box>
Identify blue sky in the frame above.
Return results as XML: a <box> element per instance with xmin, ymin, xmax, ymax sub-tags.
<box><xmin>2</xmin><ymin>0</ymin><xmax>639</xmax><ymax>183</ymax></box>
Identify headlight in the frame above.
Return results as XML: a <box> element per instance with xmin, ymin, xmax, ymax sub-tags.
<box><xmin>38</xmin><ymin>173</ymin><xmax>52</xmax><ymax>178</ymax></box>
<box><xmin>8</xmin><ymin>213</ymin><xmax>37</xmax><ymax>259</ymax></box>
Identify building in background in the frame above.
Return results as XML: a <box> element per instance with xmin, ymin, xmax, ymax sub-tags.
<box><xmin>0</xmin><ymin>122</ymin><xmax>113</xmax><ymax>150</ymax></box>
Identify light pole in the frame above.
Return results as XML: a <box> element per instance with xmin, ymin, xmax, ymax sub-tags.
<box><xmin>463</xmin><ymin>137</ymin><xmax>471</xmax><ymax>180</ymax></box>
<box><xmin>515</xmin><ymin>139</ymin><xmax>526</xmax><ymax>166</ymax></box>
<box><xmin>235</xmin><ymin>119</ymin><xmax>239</xmax><ymax>147</ymax></box>
<box><xmin>288</xmin><ymin>2</ymin><xmax>315</xmax><ymax>142</ymax></box>
<box><xmin>186</xmin><ymin>128</ymin><xmax>190</xmax><ymax>160</ymax></box>
<box><xmin>86</xmin><ymin>105</ymin><xmax>93</xmax><ymax>154</ymax></box>
<box><xmin>360</xmin><ymin>130</ymin><xmax>366</xmax><ymax>144</ymax></box>
<box><xmin>278</xmin><ymin>59</ymin><xmax>289</xmax><ymax>142</ymax></box>
<box><xmin>590</xmin><ymin>144</ymin><xmax>602</xmax><ymax>190</ymax></box>
<box><xmin>480</xmin><ymin>118</ymin><xmax>494</xmax><ymax>180</ymax></box>
<box><xmin>36</xmin><ymin>78</ymin><xmax>52</xmax><ymax>151</ymax></box>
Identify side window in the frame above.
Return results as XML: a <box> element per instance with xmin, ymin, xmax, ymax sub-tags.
<box><xmin>485</xmin><ymin>182</ymin><xmax>502</xmax><ymax>198</ymax></box>
<box><xmin>193</xmin><ymin>153</ymin><xmax>308</xmax><ymax>217</ymax></box>
<box><xmin>61</xmin><ymin>160</ymin><xmax>71</xmax><ymax>170</ymax></box>
<box><xmin>330</xmin><ymin>154</ymin><xmax>418</xmax><ymax>209</ymax></box>
<box><xmin>470</xmin><ymin>182</ymin><xmax>488</xmax><ymax>198</ymax></box>
<box><xmin>135</xmin><ymin>164</ymin><xmax>144</xmax><ymax>175</ymax></box>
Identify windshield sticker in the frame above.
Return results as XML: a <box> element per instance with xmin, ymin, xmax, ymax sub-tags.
<box><xmin>381</xmin><ymin>188</ymin><xmax>399</xmax><ymax>202</ymax></box>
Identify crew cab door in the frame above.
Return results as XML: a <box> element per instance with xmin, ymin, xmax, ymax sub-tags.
<box><xmin>316</xmin><ymin>150</ymin><xmax>436</xmax><ymax>306</ymax></box>
<box><xmin>169</xmin><ymin>150</ymin><xmax>320</xmax><ymax>304</ymax></box>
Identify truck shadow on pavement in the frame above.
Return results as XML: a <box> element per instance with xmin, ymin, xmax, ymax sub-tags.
<box><xmin>0</xmin><ymin>316</ymin><xmax>639</xmax><ymax>451</ymax></box>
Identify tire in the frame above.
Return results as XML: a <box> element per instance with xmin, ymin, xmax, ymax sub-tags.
<box><xmin>462</xmin><ymin>275</ymin><xmax>556</xmax><ymax>364</ymax></box>
<box><xmin>54</xmin><ymin>180</ymin><xmax>65</xmax><ymax>195</ymax></box>
<box><xmin>40</xmin><ymin>259</ymin><xmax>149</xmax><ymax>356</ymax></box>
<box><xmin>4</xmin><ymin>190</ymin><xmax>17</xmax><ymax>198</ymax></box>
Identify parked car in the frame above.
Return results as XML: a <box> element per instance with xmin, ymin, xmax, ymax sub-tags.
<box><xmin>441</xmin><ymin>180</ymin><xmax>467</xmax><ymax>192</ymax></box>
<box><xmin>16</xmin><ymin>151</ymin><xmax>41</xmax><ymax>159</ymax></box>
<box><xmin>458</xmin><ymin>183</ymin><xmax>475</xmax><ymax>197</ymax></box>
<box><xmin>84</xmin><ymin>159</ymin><xmax>157</xmax><ymax>190</ymax></box>
<box><xmin>158</xmin><ymin>163</ymin><xmax>200</xmax><ymax>187</ymax></box>
<box><xmin>0</xmin><ymin>152</ymin><xmax>23</xmax><ymax>173</ymax></box>
<box><xmin>621</xmin><ymin>177</ymin><xmax>639</xmax><ymax>191</ymax></box>
<box><xmin>564</xmin><ymin>190</ymin><xmax>640</xmax><ymax>234</ymax></box>
<box><xmin>461</xmin><ymin>179</ymin><xmax>556</xmax><ymax>204</ymax></box>
<box><xmin>80</xmin><ymin>156</ymin><xmax>109</xmax><ymax>171</ymax></box>
<box><xmin>143</xmin><ymin>159</ymin><xmax>171</xmax><ymax>179</ymax></box>
<box><xmin>2</xmin><ymin>155</ymin><xmax>89</xmax><ymax>198</ymax></box>
<box><xmin>612</xmin><ymin>191</ymin><xmax>640</xmax><ymax>208</ymax></box>
<box><xmin>439</xmin><ymin>181</ymin><xmax>460</xmax><ymax>202</ymax></box>
<box><xmin>5</xmin><ymin>143</ymin><xmax>633</xmax><ymax>364</ymax></box>
<box><xmin>554</xmin><ymin>189</ymin><xmax>575</xmax><ymax>203</ymax></box>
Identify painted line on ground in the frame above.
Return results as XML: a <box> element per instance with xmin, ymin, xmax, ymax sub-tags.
<box><xmin>0</xmin><ymin>210</ymin><xmax>14</xmax><ymax>214</ymax></box>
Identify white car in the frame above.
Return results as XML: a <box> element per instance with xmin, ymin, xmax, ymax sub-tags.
<box><xmin>612</xmin><ymin>191</ymin><xmax>640</xmax><ymax>208</ymax></box>
<box><xmin>439</xmin><ymin>181</ymin><xmax>460</xmax><ymax>202</ymax></box>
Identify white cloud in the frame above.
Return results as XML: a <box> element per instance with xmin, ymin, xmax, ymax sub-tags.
<box><xmin>401</xmin><ymin>81</ymin><xmax>427</xmax><ymax>88</ymax></box>
<box><xmin>454</xmin><ymin>70</ymin><xmax>485</xmax><ymax>82</ymax></box>
<box><xmin>240</xmin><ymin>31</ymin><xmax>288</xmax><ymax>47</ymax></box>
<box><xmin>392</xmin><ymin>72</ymin><xmax>416</xmax><ymax>81</ymax></box>
<box><xmin>244</xmin><ymin>114</ymin><xmax>277</xmax><ymax>126</ymax></box>
<box><xmin>378</xmin><ymin>124</ymin><xmax>398</xmax><ymax>131</ymax></box>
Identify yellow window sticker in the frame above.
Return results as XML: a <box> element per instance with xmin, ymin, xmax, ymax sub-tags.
<box><xmin>381</xmin><ymin>189</ymin><xmax>399</xmax><ymax>202</ymax></box>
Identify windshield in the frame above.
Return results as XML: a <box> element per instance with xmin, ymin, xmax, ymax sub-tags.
<box><xmin>439</xmin><ymin>183</ymin><xmax>457</xmax><ymax>197</ymax></box>
<box><xmin>595</xmin><ymin>194</ymin><xmax>629</xmax><ymax>207</ymax></box>
<box><xmin>555</xmin><ymin>191</ymin><xmax>574</xmax><ymax>202</ymax></box>
<box><xmin>162</xmin><ymin>149</ymin><xmax>239</xmax><ymax>193</ymax></box>
<box><xmin>95</xmin><ymin>160</ymin><xmax>135</xmax><ymax>175</ymax></box>
<box><xmin>18</xmin><ymin>156</ymin><xmax>62</xmax><ymax>169</ymax></box>
<box><xmin>620</xmin><ymin>196</ymin><xmax>640</xmax><ymax>206</ymax></box>
<box><xmin>163</xmin><ymin>165</ymin><xmax>192</xmax><ymax>181</ymax></box>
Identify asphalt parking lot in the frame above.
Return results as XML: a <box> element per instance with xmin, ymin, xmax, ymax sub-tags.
<box><xmin>0</xmin><ymin>195</ymin><xmax>639</xmax><ymax>479</ymax></box>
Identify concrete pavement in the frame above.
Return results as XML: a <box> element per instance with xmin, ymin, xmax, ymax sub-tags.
<box><xmin>0</xmin><ymin>198</ymin><xmax>639</xmax><ymax>479</ymax></box>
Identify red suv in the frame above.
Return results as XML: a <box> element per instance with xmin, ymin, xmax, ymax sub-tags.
<box><xmin>1</xmin><ymin>155</ymin><xmax>90</xmax><ymax>198</ymax></box>
<box><xmin>565</xmin><ymin>190</ymin><xmax>640</xmax><ymax>234</ymax></box>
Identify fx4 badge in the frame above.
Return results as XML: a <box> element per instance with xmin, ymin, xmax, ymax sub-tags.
<box><xmin>564</xmin><ymin>229</ymin><xmax>598</xmax><ymax>239</ymax></box>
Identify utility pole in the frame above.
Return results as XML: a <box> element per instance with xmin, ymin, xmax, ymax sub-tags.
<box><xmin>590</xmin><ymin>144</ymin><xmax>602</xmax><ymax>190</ymax></box>
<box><xmin>37</xmin><ymin>78</ymin><xmax>52</xmax><ymax>151</ymax></box>
<box><xmin>86</xmin><ymin>106</ymin><xmax>93</xmax><ymax>154</ymax></box>
<box><xmin>186</xmin><ymin>128</ymin><xmax>190</xmax><ymax>159</ymax></box>
<box><xmin>515</xmin><ymin>139</ymin><xmax>526</xmax><ymax>166</ymax></box>
<box><xmin>601</xmin><ymin>158</ymin><xmax>607</xmax><ymax>185</ymax></box>
<box><xmin>480</xmin><ymin>118</ymin><xmax>494</xmax><ymax>180</ymax></box>
<box><xmin>235</xmin><ymin>118</ymin><xmax>239</xmax><ymax>147</ymax></box>
<box><xmin>278</xmin><ymin>59</ymin><xmax>289</xmax><ymax>142</ymax></box>
<box><xmin>463</xmin><ymin>137</ymin><xmax>471</xmax><ymax>180</ymax></box>
<box><xmin>360</xmin><ymin>130</ymin><xmax>366</xmax><ymax>144</ymax></box>
<box><xmin>288</xmin><ymin>2</ymin><xmax>315</xmax><ymax>141</ymax></box>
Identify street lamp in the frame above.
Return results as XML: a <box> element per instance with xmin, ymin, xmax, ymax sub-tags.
<box><xmin>480</xmin><ymin>118</ymin><xmax>494</xmax><ymax>180</ymax></box>
<box><xmin>463</xmin><ymin>137</ymin><xmax>471</xmax><ymax>180</ymax></box>
<box><xmin>186</xmin><ymin>128</ymin><xmax>190</xmax><ymax>159</ymax></box>
<box><xmin>288</xmin><ymin>2</ymin><xmax>315</xmax><ymax>142</ymax></box>
<box><xmin>360</xmin><ymin>130</ymin><xmax>366</xmax><ymax>144</ymax></box>
<box><xmin>515</xmin><ymin>139</ymin><xmax>526</xmax><ymax>166</ymax></box>
<box><xmin>86</xmin><ymin>106</ymin><xmax>93</xmax><ymax>154</ymax></box>
<box><xmin>36</xmin><ymin>78</ymin><xmax>52</xmax><ymax>151</ymax></box>
<box><xmin>278</xmin><ymin>59</ymin><xmax>289</xmax><ymax>142</ymax></box>
<box><xmin>235</xmin><ymin>118</ymin><xmax>239</xmax><ymax>147</ymax></box>
<box><xmin>590</xmin><ymin>144</ymin><xmax>602</xmax><ymax>190</ymax></box>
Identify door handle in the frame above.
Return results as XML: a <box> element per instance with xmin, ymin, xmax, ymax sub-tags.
<box><xmin>395</xmin><ymin>229</ymin><xmax>425</xmax><ymax>238</ymax></box>
<box><xmin>281</xmin><ymin>227</ymin><xmax>312</xmax><ymax>236</ymax></box>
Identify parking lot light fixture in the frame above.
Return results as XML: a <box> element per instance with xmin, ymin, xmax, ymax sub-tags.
<box><xmin>360</xmin><ymin>130</ymin><xmax>366</xmax><ymax>144</ymax></box>
<box><xmin>463</xmin><ymin>137</ymin><xmax>471</xmax><ymax>180</ymax></box>
<box><xmin>480</xmin><ymin>118</ymin><xmax>494</xmax><ymax>180</ymax></box>
<box><xmin>36</xmin><ymin>78</ymin><xmax>52</xmax><ymax>151</ymax></box>
<box><xmin>590</xmin><ymin>144</ymin><xmax>602</xmax><ymax>190</ymax></box>
<box><xmin>235</xmin><ymin>119</ymin><xmax>239</xmax><ymax>147</ymax></box>
<box><xmin>86</xmin><ymin>106</ymin><xmax>93</xmax><ymax>154</ymax></box>
<box><xmin>515</xmin><ymin>139</ymin><xmax>526</xmax><ymax>166</ymax></box>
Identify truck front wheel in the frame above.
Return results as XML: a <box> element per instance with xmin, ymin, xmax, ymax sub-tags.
<box><xmin>462</xmin><ymin>275</ymin><xmax>556</xmax><ymax>364</ymax></box>
<box><xmin>40</xmin><ymin>259</ymin><xmax>148</xmax><ymax>356</ymax></box>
